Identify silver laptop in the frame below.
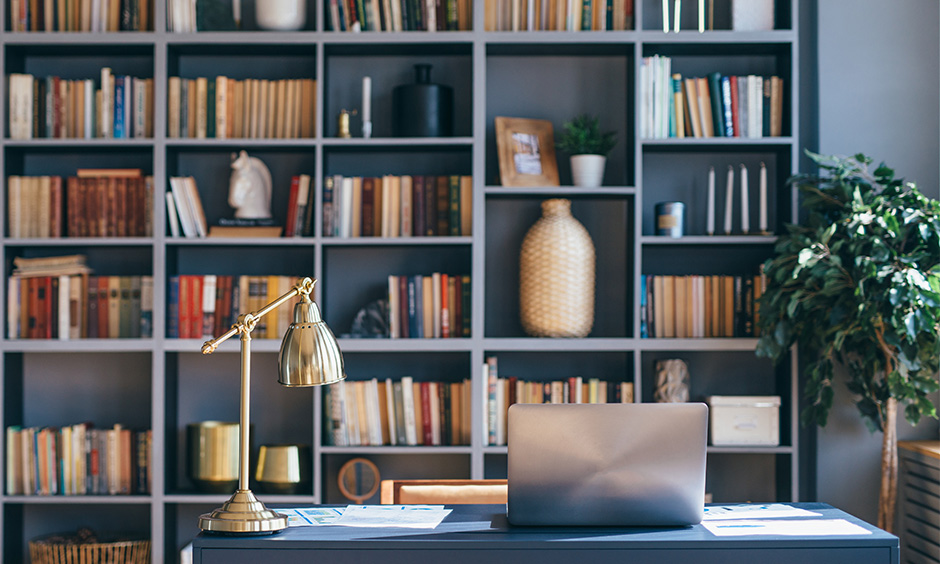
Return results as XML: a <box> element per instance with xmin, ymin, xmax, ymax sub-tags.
<box><xmin>507</xmin><ymin>402</ymin><xmax>708</xmax><ymax>527</ymax></box>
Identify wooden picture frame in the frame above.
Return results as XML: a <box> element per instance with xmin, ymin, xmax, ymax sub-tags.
<box><xmin>495</xmin><ymin>117</ymin><xmax>560</xmax><ymax>187</ymax></box>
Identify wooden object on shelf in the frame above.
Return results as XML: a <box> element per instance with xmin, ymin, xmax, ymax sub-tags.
<box><xmin>380</xmin><ymin>479</ymin><xmax>507</xmax><ymax>505</ymax></box>
<box><xmin>207</xmin><ymin>226</ymin><xmax>283</xmax><ymax>238</ymax></box>
<box><xmin>495</xmin><ymin>117</ymin><xmax>560</xmax><ymax>187</ymax></box>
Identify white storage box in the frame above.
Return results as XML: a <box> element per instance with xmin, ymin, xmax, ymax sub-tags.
<box><xmin>707</xmin><ymin>396</ymin><xmax>781</xmax><ymax>446</ymax></box>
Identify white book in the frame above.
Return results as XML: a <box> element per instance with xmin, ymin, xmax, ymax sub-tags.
<box><xmin>495</xmin><ymin>378</ymin><xmax>505</xmax><ymax>446</ymax></box>
<box><xmin>339</xmin><ymin>177</ymin><xmax>354</xmax><ymax>238</ymax></box>
<box><xmin>401</xmin><ymin>376</ymin><xmax>418</xmax><ymax>445</ymax></box>
<box><xmin>91</xmin><ymin>0</ymin><xmax>101</xmax><ymax>31</ymax></box>
<box><xmin>165</xmin><ymin>191</ymin><xmax>181</xmax><ymax>237</ymax></box>
<box><xmin>7</xmin><ymin>277</ymin><xmax>20</xmax><ymax>339</ymax></box>
<box><xmin>751</xmin><ymin>75</ymin><xmax>763</xmax><ymax>138</ymax></box>
<box><xmin>100</xmin><ymin>67</ymin><xmax>113</xmax><ymax>138</ymax></box>
<box><xmin>739</xmin><ymin>76</ymin><xmax>749</xmax><ymax>139</ymax></box>
<box><xmin>369</xmin><ymin>378</ymin><xmax>383</xmax><ymax>445</ymax></box>
<box><xmin>9</xmin><ymin>74</ymin><xmax>33</xmax><ymax>140</ymax></box>
<box><xmin>388</xmin><ymin>275</ymin><xmax>400</xmax><ymax>338</ymax></box>
<box><xmin>71</xmin><ymin>275</ymin><xmax>84</xmax><ymax>339</ymax></box>
<box><xmin>169</xmin><ymin>178</ymin><xmax>196</xmax><ymax>237</ymax></box>
<box><xmin>481</xmin><ymin>362</ymin><xmax>490</xmax><ymax>445</ymax></box>
<box><xmin>184</xmin><ymin>176</ymin><xmax>208</xmax><ymax>237</ymax></box>
<box><xmin>640</xmin><ymin>59</ymin><xmax>649</xmax><ymax>138</ymax></box>
<box><xmin>381</xmin><ymin>176</ymin><xmax>392</xmax><ymax>237</ymax></box>
<box><xmin>58</xmin><ymin>275</ymin><xmax>70</xmax><ymax>340</ymax></box>
<box><xmin>384</xmin><ymin>377</ymin><xmax>397</xmax><ymax>445</ymax></box>
<box><xmin>201</xmin><ymin>274</ymin><xmax>217</xmax><ymax>339</ymax></box>
<box><xmin>6</xmin><ymin>427</ymin><xmax>21</xmax><ymax>495</ymax></box>
<box><xmin>389</xmin><ymin>175</ymin><xmax>401</xmax><ymax>238</ymax></box>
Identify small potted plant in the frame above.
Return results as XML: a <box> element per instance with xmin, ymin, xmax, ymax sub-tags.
<box><xmin>556</xmin><ymin>114</ymin><xmax>617</xmax><ymax>188</ymax></box>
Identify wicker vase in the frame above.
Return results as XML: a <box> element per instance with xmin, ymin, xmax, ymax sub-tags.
<box><xmin>519</xmin><ymin>199</ymin><xmax>595</xmax><ymax>337</ymax></box>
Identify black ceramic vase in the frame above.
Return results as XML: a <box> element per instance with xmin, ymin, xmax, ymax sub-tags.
<box><xmin>392</xmin><ymin>64</ymin><xmax>454</xmax><ymax>137</ymax></box>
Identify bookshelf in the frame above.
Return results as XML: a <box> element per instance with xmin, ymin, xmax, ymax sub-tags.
<box><xmin>1</xmin><ymin>0</ymin><xmax>801</xmax><ymax>561</ymax></box>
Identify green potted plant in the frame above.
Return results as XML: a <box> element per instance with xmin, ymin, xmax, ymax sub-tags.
<box><xmin>556</xmin><ymin>114</ymin><xmax>617</xmax><ymax>187</ymax></box>
<box><xmin>756</xmin><ymin>152</ymin><xmax>940</xmax><ymax>532</ymax></box>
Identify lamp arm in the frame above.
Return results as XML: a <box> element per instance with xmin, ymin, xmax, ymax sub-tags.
<box><xmin>201</xmin><ymin>277</ymin><xmax>317</xmax><ymax>354</ymax></box>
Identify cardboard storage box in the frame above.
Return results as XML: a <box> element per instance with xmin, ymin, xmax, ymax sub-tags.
<box><xmin>707</xmin><ymin>396</ymin><xmax>781</xmax><ymax>446</ymax></box>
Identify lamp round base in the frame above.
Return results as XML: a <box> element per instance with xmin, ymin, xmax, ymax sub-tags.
<box><xmin>198</xmin><ymin>490</ymin><xmax>289</xmax><ymax>535</ymax></box>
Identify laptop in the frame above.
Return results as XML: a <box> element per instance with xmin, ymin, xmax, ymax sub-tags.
<box><xmin>507</xmin><ymin>402</ymin><xmax>708</xmax><ymax>527</ymax></box>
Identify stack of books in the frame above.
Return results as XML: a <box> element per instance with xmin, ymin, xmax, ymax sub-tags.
<box><xmin>640</xmin><ymin>55</ymin><xmax>784</xmax><ymax>139</ymax></box>
<box><xmin>323</xmin><ymin>377</ymin><xmax>472</xmax><ymax>447</ymax></box>
<box><xmin>8</xmin><ymin>68</ymin><xmax>154</xmax><ymax>140</ymax></box>
<box><xmin>324</xmin><ymin>174</ymin><xmax>472</xmax><ymax>238</ymax></box>
<box><xmin>5</xmin><ymin>423</ymin><xmax>151</xmax><ymax>496</ymax></box>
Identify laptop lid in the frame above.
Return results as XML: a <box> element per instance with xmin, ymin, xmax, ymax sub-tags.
<box><xmin>507</xmin><ymin>402</ymin><xmax>708</xmax><ymax>527</ymax></box>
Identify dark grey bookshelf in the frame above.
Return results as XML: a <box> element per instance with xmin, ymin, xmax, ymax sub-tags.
<box><xmin>0</xmin><ymin>0</ymin><xmax>801</xmax><ymax>561</ymax></box>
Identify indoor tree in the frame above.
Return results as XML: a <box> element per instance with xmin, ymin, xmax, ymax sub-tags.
<box><xmin>756</xmin><ymin>152</ymin><xmax>940</xmax><ymax>532</ymax></box>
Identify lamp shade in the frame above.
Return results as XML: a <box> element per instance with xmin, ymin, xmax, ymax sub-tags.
<box><xmin>278</xmin><ymin>298</ymin><xmax>345</xmax><ymax>387</ymax></box>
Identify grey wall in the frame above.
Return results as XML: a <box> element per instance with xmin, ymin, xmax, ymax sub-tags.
<box><xmin>813</xmin><ymin>0</ymin><xmax>940</xmax><ymax>525</ymax></box>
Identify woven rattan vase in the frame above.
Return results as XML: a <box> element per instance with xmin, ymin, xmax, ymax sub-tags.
<box><xmin>519</xmin><ymin>199</ymin><xmax>595</xmax><ymax>337</ymax></box>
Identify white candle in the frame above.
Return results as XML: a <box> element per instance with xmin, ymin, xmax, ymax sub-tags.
<box><xmin>759</xmin><ymin>162</ymin><xmax>768</xmax><ymax>233</ymax></box>
<box><xmin>724</xmin><ymin>165</ymin><xmax>734</xmax><ymax>235</ymax></box>
<box><xmin>663</xmin><ymin>0</ymin><xmax>669</xmax><ymax>32</ymax></box>
<box><xmin>706</xmin><ymin>166</ymin><xmax>715</xmax><ymax>235</ymax></box>
<box><xmin>673</xmin><ymin>0</ymin><xmax>681</xmax><ymax>31</ymax></box>
<box><xmin>362</xmin><ymin>76</ymin><xmax>372</xmax><ymax>137</ymax></box>
<box><xmin>698</xmin><ymin>0</ymin><xmax>704</xmax><ymax>32</ymax></box>
<box><xmin>740</xmin><ymin>164</ymin><xmax>749</xmax><ymax>234</ymax></box>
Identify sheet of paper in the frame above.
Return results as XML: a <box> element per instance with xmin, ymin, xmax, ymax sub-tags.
<box><xmin>283</xmin><ymin>507</ymin><xmax>345</xmax><ymax>527</ymax></box>
<box><xmin>703</xmin><ymin>518</ymin><xmax>872</xmax><ymax>537</ymax></box>
<box><xmin>332</xmin><ymin>505</ymin><xmax>452</xmax><ymax>528</ymax></box>
<box><xmin>702</xmin><ymin>504</ymin><xmax>822</xmax><ymax>520</ymax></box>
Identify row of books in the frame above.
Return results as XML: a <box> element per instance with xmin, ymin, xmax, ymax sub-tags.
<box><xmin>8</xmin><ymin>69</ymin><xmax>155</xmax><ymax>139</ymax></box>
<box><xmin>9</xmin><ymin>0</ymin><xmax>151</xmax><ymax>31</ymax></box>
<box><xmin>387</xmin><ymin>273</ymin><xmax>471</xmax><ymax>339</ymax></box>
<box><xmin>6</xmin><ymin>171</ymin><xmax>154</xmax><ymax>239</ymax></box>
<box><xmin>483</xmin><ymin>357</ymin><xmax>635</xmax><ymax>446</ymax></box>
<box><xmin>5</xmin><ymin>424</ymin><xmax>151</xmax><ymax>496</ymax></box>
<box><xmin>326</xmin><ymin>0</ymin><xmax>473</xmax><ymax>32</ymax></box>
<box><xmin>640</xmin><ymin>55</ymin><xmax>784</xmax><ymax>139</ymax></box>
<box><xmin>323</xmin><ymin>377</ymin><xmax>472</xmax><ymax>446</ymax></box>
<box><xmin>8</xmin><ymin>275</ymin><xmax>154</xmax><ymax>339</ymax></box>
<box><xmin>324</xmin><ymin>175</ymin><xmax>472</xmax><ymax>238</ymax></box>
<box><xmin>168</xmin><ymin>274</ymin><xmax>303</xmax><ymax>340</ymax></box>
<box><xmin>639</xmin><ymin>274</ymin><xmax>765</xmax><ymax>339</ymax></box>
<box><xmin>484</xmin><ymin>0</ymin><xmax>634</xmax><ymax>31</ymax></box>
<box><xmin>167</xmin><ymin>77</ymin><xmax>317</xmax><ymax>139</ymax></box>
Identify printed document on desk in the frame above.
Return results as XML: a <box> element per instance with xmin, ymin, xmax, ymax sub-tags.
<box><xmin>284</xmin><ymin>507</ymin><xmax>344</xmax><ymax>527</ymax></box>
<box><xmin>702</xmin><ymin>504</ymin><xmax>821</xmax><ymax>520</ymax></box>
<box><xmin>333</xmin><ymin>505</ymin><xmax>452</xmax><ymax>528</ymax></box>
<box><xmin>703</xmin><ymin>519</ymin><xmax>873</xmax><ymax>537</ymax></box>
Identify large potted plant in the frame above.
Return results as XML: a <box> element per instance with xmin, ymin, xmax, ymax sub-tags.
<box><xmin>556</xmin><ymin>114</ymin><xmax>617</xmax><ymax>188</ymax></box>
<box><xmin>756</xmin><ymin>152</ymin><xmax>940</xmax><ymax>532</ymax></box>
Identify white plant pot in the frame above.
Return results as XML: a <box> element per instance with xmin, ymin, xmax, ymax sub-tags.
<box><xmin>256</xmin><ymin>0</ymin><xmax>307</xmax><ymax>30</ymax></box>
<box><xmin>570</xmin><ymin>154</ymin><xmax>606</xmax><ymax>188</ymax></box>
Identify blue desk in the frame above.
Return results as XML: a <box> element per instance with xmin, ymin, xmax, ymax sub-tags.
<box><xmin>193</xmin><ymin>503</ymin><xmax>898</xmax><ymax>564</ymax></box>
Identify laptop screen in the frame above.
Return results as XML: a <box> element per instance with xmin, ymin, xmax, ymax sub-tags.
<box><xmin>507</xmin><ymin>402</ymin><xmax>708</xmax><ymax>527</ymax></box>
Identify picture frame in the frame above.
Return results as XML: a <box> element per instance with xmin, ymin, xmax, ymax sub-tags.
<box><xmin>495</xmin><ymin>117</ymin><xmax>560</xmax><ymax>187</ymax></box>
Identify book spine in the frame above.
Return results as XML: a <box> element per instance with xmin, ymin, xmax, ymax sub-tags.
<box><xmin>707</xmin><ymin>72</ymin><xmax>724</xmax><ymax>137</ymax></box>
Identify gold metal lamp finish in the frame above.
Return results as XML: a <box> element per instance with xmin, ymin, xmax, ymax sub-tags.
<box><xmin>197</xmin><ymin>277</ymin><xmax>345</xmax><ymax>535</ymax></box>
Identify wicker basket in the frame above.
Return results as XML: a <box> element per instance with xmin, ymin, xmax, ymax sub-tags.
<box><xmin>29</xmin><ymin>534</ymin><xmax>151</xmax><ymax>564</ymax></box>
<box><xmin>519</xmin><ymin>199</ymin><xmax>595</xmax><ymax>338</ymax></box>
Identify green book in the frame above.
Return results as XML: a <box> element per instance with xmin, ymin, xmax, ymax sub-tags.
<box><xmin>206</xmin><ymin>78</ymin><xmax>216</xmax><ymax>138</ymax></box>
<box><xmin>448</xmin><ymin>175</ymin><xmax>461</xmax><ymax>236</ymax></box>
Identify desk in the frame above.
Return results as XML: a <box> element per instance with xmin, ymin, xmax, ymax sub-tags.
<box><xmin>193</xmin><ymin>503</ymin><xmax>898</xmax><ymax>564</ymax></box>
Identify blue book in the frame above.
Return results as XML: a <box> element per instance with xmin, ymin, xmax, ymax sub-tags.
<box><xmin>113</xmin><ymin>76</ymin><xmax>126</xmax><ymax>138</ymax></box>
<box><xmin>413</xmin><ymin>275</ymin><xmax>424</xmax><ymax>338</ymax></box>
<box><xmin>640</xmin><ymin>275</ymin><xmax>648</xmax><ymax>339</ymax></box>
<box><xmin>167</xmin><ymin>275</ymin><xmax>179</xmax><ymax>338</ymax></box>
<box><xmin>407</xmin><ymin>277</ymin><xmax>417</xmax><ymax>339</ymax></box>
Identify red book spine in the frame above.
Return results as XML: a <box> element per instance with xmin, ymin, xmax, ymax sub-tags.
<box><xmin>440</xmin><ymin>273</ymin><xmax>450</xmax><ymax>338</ymax></box>
<box><xmin>424</xmin><ymin>176</ymin><xmax>436</xmax><ymax>236</ymax></box>
<box><xmin>49</xmin><ymin>276</ymin><xmax>58</xmax><ymax>339</ymax></box>
<box><xmin>190</xmin><ymin>275</ymin><xmax>203</xmax><ymax>339</ymax></box>
<box><xmin>51</xmin><ymin>176</ymin><xmax>62</xmax><ymax>237</ymax></box>
<box><xmin>285</xmin><ymin>175</ymin><xmax>300</xmax><ymax>237</ymax></box>
<box><xmin>420</xmin><ymin>382</ymin><xmax>433</xmax><ymax>445</ymax></box>
<box><xmin>361</xmin><ymin>177</ymin><xmax>375</xmax><ymax>236</ymax></box>
<box><xmin>413</xmin><ymin>175</ymin><xmax>426</xmax><ymax>236</ymax></box>
<box><xmin>398</xmin><ymin>275</ymin><xmax>410</xmax><ymax>338</ymax></box>
<box><xmin>178</xmin><ymin>275</ymin><xmax>191</xmax><ymax>339</ymax></box>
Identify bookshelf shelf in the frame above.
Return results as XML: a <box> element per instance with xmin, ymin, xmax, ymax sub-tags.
<box><xmin>0</xmin><ymin>2</ymin><xmax>803</xmax><ymax>559</ymax></box>
<box><xmin>2</xmin><ymin>495</ymin><xmax>153</xmax><ymax>504</ymax></box>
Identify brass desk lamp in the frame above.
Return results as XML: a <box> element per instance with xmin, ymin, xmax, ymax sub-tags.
<box><xmin>198</xmin><ymin>277</ymin><xmax>344</xmax><ymax>534</ymax></box>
